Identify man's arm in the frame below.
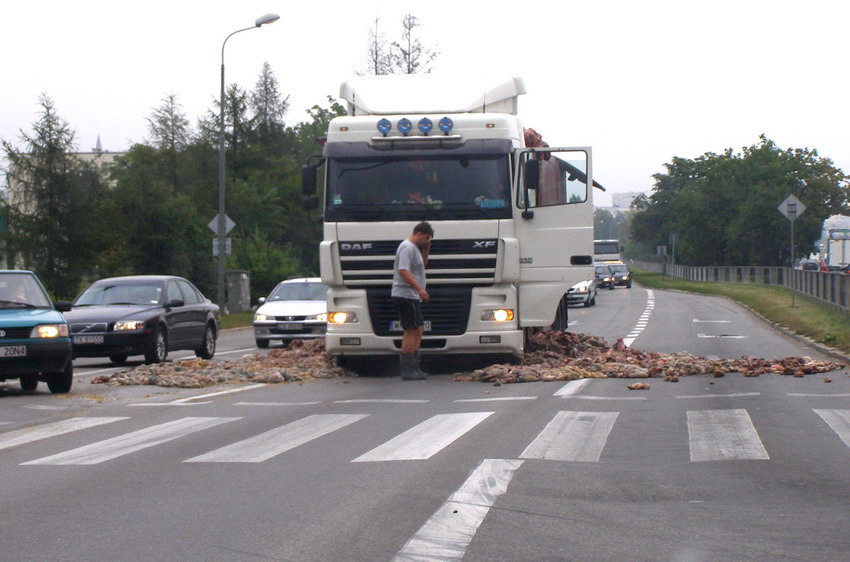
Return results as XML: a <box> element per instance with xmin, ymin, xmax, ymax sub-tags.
<box><xmin>398</xmin><ymin>269</ymin><xmax>429</xmax><ymax>302</ymax></box>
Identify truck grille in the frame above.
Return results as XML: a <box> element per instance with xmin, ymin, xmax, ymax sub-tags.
<box><xmin>367</xmin><ymin>286</ymin><xmax>471</xmax><ymax>336</ymax></box>
<box><xmin>340</xmin><ymin>238</ymin><xmax>497</xmax><ymax>286</ymax></box>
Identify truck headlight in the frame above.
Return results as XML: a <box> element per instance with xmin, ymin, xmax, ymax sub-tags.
<box><xmin>328</xmin><ymin>311</ymin><xmax>358</xmax><ymax>324</ymax></box>
<box><xmin>481</xmin><ymin>309</ymin><xmax>514</xmax><ymax>322</ymax></box>
<box><xmin>31</xmin><ymin>324</ymin><xmax>69</xmax><ymax>338</ymax></box>
<box><xmin>307</xmin><ymin>313</ymin><xmax>328</xmax><ymax>322</ymax></box>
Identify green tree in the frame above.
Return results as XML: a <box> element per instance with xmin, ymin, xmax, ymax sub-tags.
<box><xmin>1</xmin><ymin>95</ymin><xmax>108</xmax><ymax>297</ymax></box>
<box><xmin>630</xmin><ymin>136</ymin><xmax>850</xmax><ymax>266</ymax></box>
<box><xmin>391</xmin><ymin>14</ymin><xmax>439</xmax><ymax>74</ymax></box>
<box><xmin>250</xmin><ymin>61</ymin><xmax>289</xmax><ymax>143</ymax></box>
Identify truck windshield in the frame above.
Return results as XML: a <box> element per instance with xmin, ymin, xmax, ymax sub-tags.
<box><xmin>325</xmin><ymin>154</ymin><xmax>511</xmax><ymax>221</ymax></box>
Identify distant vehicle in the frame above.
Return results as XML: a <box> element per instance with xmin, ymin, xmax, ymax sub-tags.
<box><xmin>594</xmin><ymin>239</ymin><xmax>622</xmax><ymax>262</ymax></box>
<box><xmin>61</xmin><ymin>275</ymin><xmax>220</xmax><ymax>364</ymax></box>
<box><xmin>567</xmin><ymin>278</ymin><xmax>597</xmax><ymax>307</ymax></box>
<box><xmin>607</xmin><ymin>263</ymin><xmax>633</xmax><ymax>288</ymax></box>
<box><xmin>800</xmin><ymin>259</ymin><xmax>819</xmax><ymax>271</ymax></box>
<box><xmin>594</xmin><ymin>264</ymin><xmax>616</xmax><ymax>290</ymax></box>
<box><xmin>826</xmin><ymin>230</ymin><xmax>850</xmax><ymax>268</ymax></box>
<box><xmin>0</xmin><ymin>270</ymin><xmax>74</xmax><ymax>393</ymax></box>
<box><xmin>253</xmin><ymin>278</ymin><xmax>328</xmax><ymax>348</ymax></box>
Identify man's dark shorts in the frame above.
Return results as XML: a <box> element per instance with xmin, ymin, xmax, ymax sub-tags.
<box><xmin>393</xmin><ymin>297</ymin><xmax>424</xmax><ymax>330</ymax></box>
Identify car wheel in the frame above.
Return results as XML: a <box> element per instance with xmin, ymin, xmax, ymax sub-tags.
<box><xmin>145</xmin><ymin>327</ymin><xmax>168</xmax><ymax>364</ymax></box>
<box><xmin>626</xmin><ymin>281</ymin><xmax>632</xmax><ymax>288</ymax></box>
<box><xmin>20</xmin><ymin>375</ymin><xmax>39</xmax><ymax>391</ymax></box>
<box><xmin>589</xmin><ymin>294</ymin><xmax>597</xmax><ymax>306</ymax></box>
<box><xmin>109</xmin><ymin>354</ymin><xmax>128</xmax><ymax>365</ymax></box>
<box><xmin>47</xmin><ymin>362</ymin><xmax>73</xmax><ymax>394</ymax></box>
<box><xmin>256</xmin><ymin>339</ymin><xmax>270</xmax><ymax>349</ymax></box>
<box><xmin>608</xmin><ymin>285</ymin><xmax>615</xmax><ymax>290</ymax></box>
<box><xmin>196</xmin><ymin>324</ymin><xmax>217</xmax><ymax>359</ymax></box>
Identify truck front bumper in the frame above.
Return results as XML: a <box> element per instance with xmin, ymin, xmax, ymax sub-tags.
<box><xmin>326</xmin><ymin>329</ymin><xmax>524</xmax><ymax>359</ymax></box>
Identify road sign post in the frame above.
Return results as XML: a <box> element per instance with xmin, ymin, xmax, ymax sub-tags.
<box><xmin>778</xmin><ymin>194</ymin><xmax>806</xmax><ymax>307</ymax></box>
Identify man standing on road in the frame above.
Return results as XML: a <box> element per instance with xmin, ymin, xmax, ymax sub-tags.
<box><xmin>392</xmin><ymin>221</ymin><xmax>434</xmax><ymax>380</ymax></box>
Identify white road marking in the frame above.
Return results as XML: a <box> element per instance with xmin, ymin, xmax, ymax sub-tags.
<box><xmin>693</xmin><ymin>319</ymin><xmax>731</xmax><ymax>323</ymax></box>
<box><xmin>520</xmin><ymin>411</ymin><xmax>618</xmax><ymax>462</ymax></box>
<box><xmin>394</xmin><ymin>458</ymin><xmax>523</xmax><ymax>561</ymax></box>
<box><xmin>814</xmin><ymin>409</ymin><xmax>850</xmax><ymax>448</ymax></box>
<box><xmin>789</xmin><ymin>393</ymin><xmax>850</xmax><ymax>398</ymax></box>
<box><xmin>697</xmin><ymin>333</ymin><xmax>747</xmax><ymax>339</ymax></box>
<box><xmin>23</xmin><ymin>405</ymin><xmax>67</xmax><ymax>411</ymax></box>
<box><xmin>334</xmin><ymin>399</ymin><xmax>428</xmax><ymax>404</ymax></box>
<box><xmin>554</xmin><ymin>378</ymin><xmax>592</xmax><ymax>397</ymax></box>
<box><xmin>454</xmin><ymin>397</ymin><xmax>537</xmax><ymax>403</ymax></box>
<box><xmin>169</xmin><ymin>383</ymin><xmax>267</xmax><ymax>403</ymax></box>
<box><xmin>677</xmin><ymin>392</ymin><xmax>761</xmax><ymax>399</ymax></box>
<box><xmin>623</xmin><ymin>289</ymin><xmax>654</xmax><ymax>348</ymax></box>
<box><xmin>352</xmin><ymin>412</ymin><xmax>493</xmax><ymax>462</ymax></box>
<box><xmin>687</xmin><ymin>409</ymin><xmax>769</xmax><ymax>461</ymax></box>
<box><xmin>0</xmin><ymin>417</ymin><xmax>128</xmax><ymax>451</ymax></box>
<box><xmin>574</xmin><ymin>395</ymin><xmax>647</xmax><ymax>401</ymax></box>
<box><xmin>233</xmin><ymin>401</ymin><xmax>323</xmax><ymax>406</ymax></box>
<box><xmin>186</xmin><ymin>414</ymin><xmax>368</xmax><ymax>463</ymax></box>
<box><xmin>23</xmin><ymin>417</ymin><xmax>239</xmax><ymax>465</ymax></box>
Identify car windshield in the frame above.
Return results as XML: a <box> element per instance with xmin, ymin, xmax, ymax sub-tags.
<box><xmin>0</xmin><ymin>273</ymin><xmax>53</xmax><ymax>309</ymax></box>
<box><xmin>268</xmin><ymin>282</ymin><xmax>328</xmax><ymax>301</ymax></box>
<box><xmin>75</xmin><ymin>282</ymin><xmax>163</xmax><ymax>306</ymax></box>
<box><xmin>595</xmin><ymin>266</ymin><xmax>611</xmax><ymax>275</ymax></box>
<box><xmin>609</xmin><ymin>265</ymin><xmax>629</xmax><ymax>274</ymax></box>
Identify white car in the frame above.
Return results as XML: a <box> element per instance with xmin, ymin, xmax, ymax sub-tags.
<box><xmin>253</xmin><ymin>278</ymin><xmax>328</xmax><ymax>348</ymax></box>
<box><xmin>566</xmin><ymin>278</ymin><xmax>597</xmax><ymax>307</ymax></box>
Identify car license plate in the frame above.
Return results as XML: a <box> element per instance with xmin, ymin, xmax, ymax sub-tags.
<box><xmin>276</xmin><ymin>322</ymin><xmax>301</xmax><ymax>331</ymax></box>
<box><xmin>74</xmin><ymin>335</ymin><xmax>104</xmax><ymax>344</ymax></box>
<box><xmin>0</xmin><ymin>345</ymin><xmax>26</xmax><ymax>357</ymax></box>
<box><xmin>389</xmin><ymin>321</ymin><xmax>432</xmax><ymax>332</ymax></box>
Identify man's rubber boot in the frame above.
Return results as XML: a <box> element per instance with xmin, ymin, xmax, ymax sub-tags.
<box><xmin>399</xmin><ymin>353</ymin><xmax>419</xmax><ymax>380</ymax></box>
<box><xmin>414</xmin><ymin>351</ymin><xmax>429</xmax><ymax>379</ymax></box>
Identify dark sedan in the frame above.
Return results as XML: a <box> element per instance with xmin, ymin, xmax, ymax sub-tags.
<box><xmin>60</xmin><ymin>275</ymin><xmax>220</xmax><ymax>365</ymax></box>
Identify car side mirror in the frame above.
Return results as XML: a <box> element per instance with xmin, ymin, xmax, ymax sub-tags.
<box><xmin>54</xmin><ymin>301</ymin><xmax>73</xmax><ymax>312</ymax></box>
<box><xmin>257</xmin><ymin>297</ymin><xmax>266</xmax><ymax>306</ymax></box>
<box><xmin>166</xmin><ymin>298</ymin><xmax>185</xmax><ymax>309</ymax></box>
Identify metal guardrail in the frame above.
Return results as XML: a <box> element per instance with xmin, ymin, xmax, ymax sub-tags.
<box><xmin>632</xmin><ymin>260</ymin><xmax>850</xmax><ymax>312</ymax></box>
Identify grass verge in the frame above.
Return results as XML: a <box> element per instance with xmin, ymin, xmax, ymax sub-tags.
<box><xmin>634</xmin><ymin>269</ymin><xmax>850</xmax><ymax>357</ymax></box>
<box><xmin>221</xmin><ymin>311</ymin><xmax>254</xmax><ymax>330</ymax></box>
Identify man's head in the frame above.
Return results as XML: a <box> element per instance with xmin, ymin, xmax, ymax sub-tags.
<box><xmin>411</xmin><ymin>221</ymin><xmax>434</xmax><ymax>248</ymax></box>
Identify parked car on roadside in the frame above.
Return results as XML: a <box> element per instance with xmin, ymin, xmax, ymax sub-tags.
<box><xmin>594</xmin><ymin>264</ymin><xmax>616</xmax><ymax>290</ymax></box>
<box><xmin>60</xmin><ymin>275</ymin><xmax>220</xmax><ymax>365</ymax></box>
<box><xmin>567</xmin><ymin>278</ymin><xmax>597</xmax><ymax>307</ymax></box>
<box><xmin>0</xmin><ymin>270</ymin><xmax>74</xmax><ymax>393</ymax></box>
<box><xmin>254</xmin><ymin>278</ymin><xmax>328</xmax><ymax>348</ymax></box>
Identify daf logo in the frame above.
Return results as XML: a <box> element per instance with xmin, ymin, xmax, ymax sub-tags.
<box><xmin>341</xmin><ymin>243</ymin><xmax>372</xmax><ymax>251</ymax></box>
<box><xmin>473</xmin><ymin>240</ymin><xmax>496</xmax><ymax>248</ymax></box>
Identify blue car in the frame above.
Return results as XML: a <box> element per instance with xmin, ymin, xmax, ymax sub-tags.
<box><xmin>0</xmin><ymin>270</ymin><xmax>73</xmax><ymax>393</ymax></box>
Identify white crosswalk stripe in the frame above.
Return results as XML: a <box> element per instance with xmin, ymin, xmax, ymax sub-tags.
<box><xmin>814</xmin><ymin>409</ymin><xmax>850</xmax><ymax>448</ymax></box>
<box><xmin>22</xmin><ymin>417</ymin><xmax>240</xmax><ymax>466</ymax></box>
<box><xmin>185</xmin><ymin>414</ymin><xmax>368</xmax><ymax>463</ymax></box>
<box><xmin>520</xmin><ymin>410</ymin><xmax>618</xmax><ymax>462</ymax></box>
<box><xmin>352</xmin><ymin>412</ymin><xmax>494</xmax><ymax>462</ymax></box>
<box><xmin>0</xmin><ymin>417</ymin><xmax>128</xmax><ymax>451</ymax></box>
<box><xmin>687</xmin><ymin>409</ymin><xmax>769</xmax><ymax>461</ymax></box>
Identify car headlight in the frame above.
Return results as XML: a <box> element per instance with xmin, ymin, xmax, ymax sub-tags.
<box><xmin>328</xmin><ymin>311</ymin><xmax>357</xmax><ymax>324</ymax></box>
<box><xmin>113</xmin><ymin>320</ymin><xmax>146</xmax><ymax>331</ymax></box>
<box><xmin>481</xmin><ymin>309</ymin><xmax>514</xmax><ymax>322</ymax></box>
<box><xmin>307</xmin><ymin>313</ymin><xmax>328</xmax><ymax>322</ymax></box>
<box><xmin>30</xmin><ymin>324</ymin><xmax>69</xmax><ymax>338</ymax></box>
<box><xmin>254</xmin><ymin>312</ymin><xmax>275</xmax><ymax>322</ymax></box>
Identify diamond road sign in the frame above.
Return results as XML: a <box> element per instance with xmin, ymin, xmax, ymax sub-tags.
<box><xmin>208</xmin><ymin>214</ymin><xmax>235</xmax><ymax>235</ymax></box>
<box><xmin>778</xmin><ymin>194</ymin><xmax>805</xmax><ymax>220</ymax></box>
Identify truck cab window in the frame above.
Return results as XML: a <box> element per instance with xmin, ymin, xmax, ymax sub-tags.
<box><xmin>519</xmin><ymin>150</ymin><xmax>589</xmax><ymax>208</ymax></box>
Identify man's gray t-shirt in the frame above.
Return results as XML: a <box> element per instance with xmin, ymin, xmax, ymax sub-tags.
<box><xmin>391</xmin><ymin>238</ymin><xmax>426</xmax><ymax>300</ymax></box>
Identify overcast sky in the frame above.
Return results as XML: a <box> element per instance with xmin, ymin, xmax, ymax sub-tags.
<box><xmin>2</xmin><ymin>0</ymin><xmax>848</xmax><ymax>206</ymax></box>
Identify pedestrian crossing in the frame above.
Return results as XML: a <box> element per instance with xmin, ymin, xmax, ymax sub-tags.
<box><xmin>4</xmin><ymin>408</ymin><xmax>850</xmax><ymax>467</ymax></box>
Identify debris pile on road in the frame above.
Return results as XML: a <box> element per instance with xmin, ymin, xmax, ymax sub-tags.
<box><xmin>90</xmin><ymin>339</ymin><xmax>351</xmax><ymax>388</ymax></box>
<box><xmin>90</xmin><ymin>332</ymin><xmax>845</xmax><ymax>388</ymax></box>
<box><xmin>452</xmin><ymin>331</ymin><xmax>845</xmax><ymax>385</ymax></box>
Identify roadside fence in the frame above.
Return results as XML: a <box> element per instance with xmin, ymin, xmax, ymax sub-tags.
<box><xmin>632</xmin><ymin>260</ymin><xmax>850</xmax><ymax>313</ymax></box>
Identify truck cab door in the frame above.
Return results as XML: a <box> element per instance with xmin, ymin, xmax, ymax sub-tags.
<box><xmin>513</xmin><ymin>147</ymin><xmax>595</xmax><ymax>327</ymax></box>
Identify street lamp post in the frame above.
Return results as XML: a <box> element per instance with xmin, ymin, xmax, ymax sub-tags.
<box><xmin>218</xmin><ymin>13</ymin><xmax>280</xmax><ymax>313</ymax></box>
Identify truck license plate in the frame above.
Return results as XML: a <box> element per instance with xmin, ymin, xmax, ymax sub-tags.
<box><xmin>0</xmin><ymin>345</ymin><xmax>26</xmax><ymax>357</ymax></box>
<box><xmin>389</xmin><ymin>321</ymin><xmax>432</xmax><ymax>332</ymax></box>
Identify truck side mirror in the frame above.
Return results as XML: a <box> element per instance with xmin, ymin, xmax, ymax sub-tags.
<box><xmin>524</xmin><ymin>159</ymin><xmax>540</xmax><ymax>190</ymax></box>
<box><xmin>302</xmin><ymin>164</ymin><xmax>317</xmax><ymax>195</ymax></box>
